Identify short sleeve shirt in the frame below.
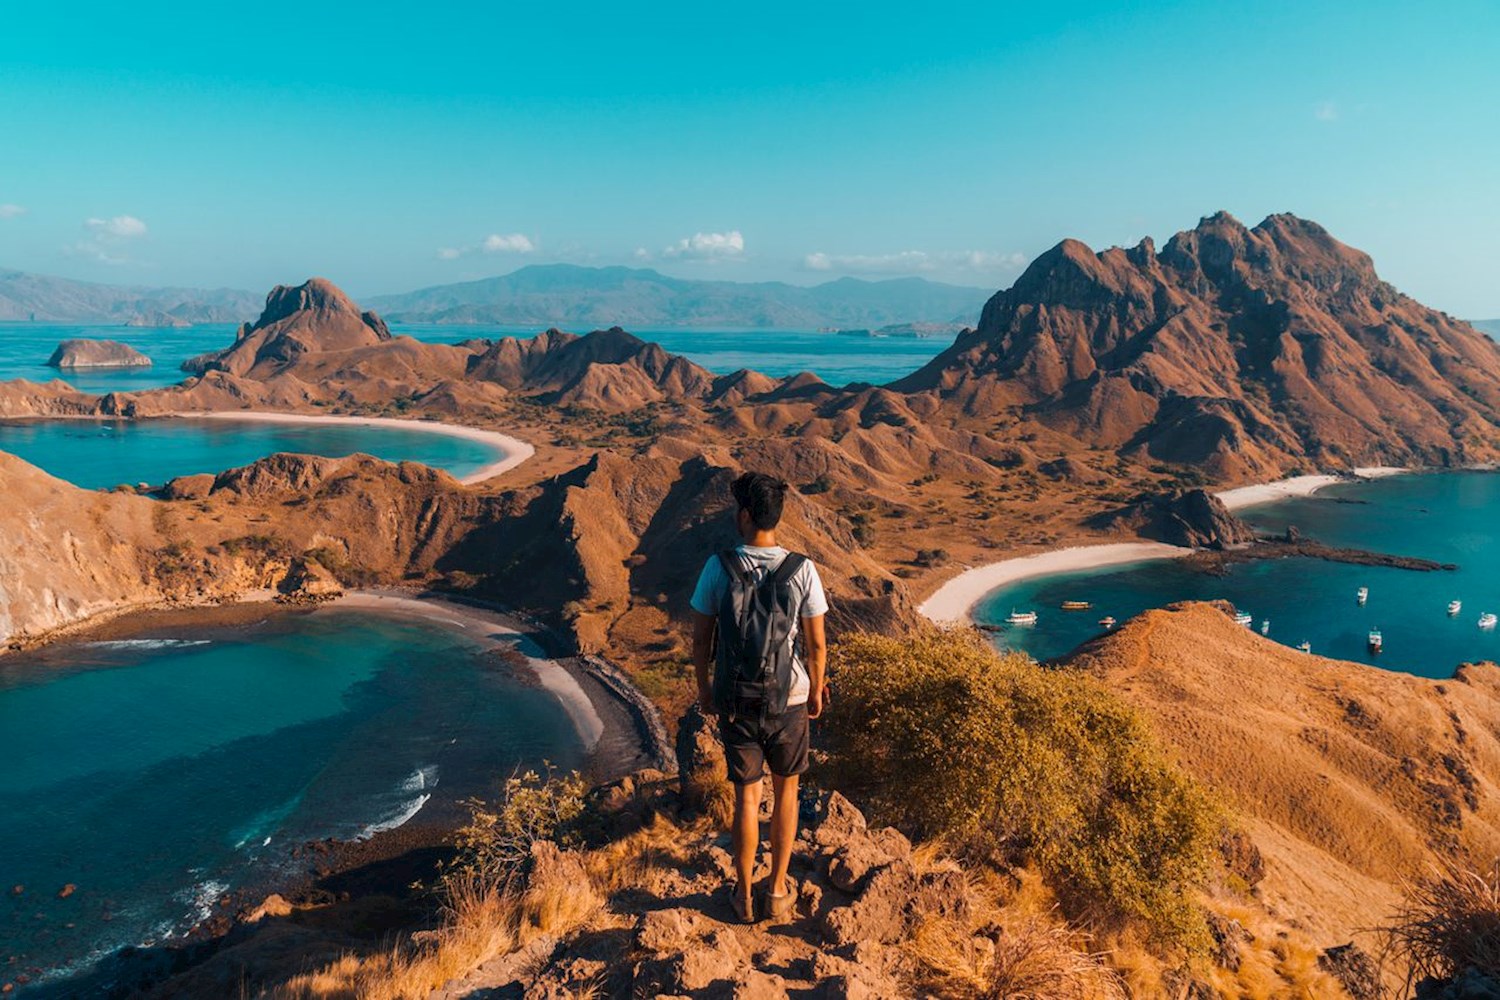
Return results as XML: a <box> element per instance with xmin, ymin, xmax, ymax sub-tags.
<box><xmin>690</xmin><ymin>545</ymin><xmax>828</xmax><ymax>706</ymax></box>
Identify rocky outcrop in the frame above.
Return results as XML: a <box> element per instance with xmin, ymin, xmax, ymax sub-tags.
<box><xmin>124</xmin><ymin>311</ymin><xmax>191</xmax><ymax>328</ymax></box>
<box><xmin>182</xmin><ymin>278</ymin><xmax>392</xmax><ymax>378</ymax></box>
<box><xmin>894</xmin><ymin>212</ymin><xmax>1500</xmax><ymax>479</ymax></box>
<box><xmin>1089</xmin><ymin>487</ymin><xmax>1257</xmax><ymax>549</ymax></box>
<box><xmin>46</xmin><ymin>338</ymin><xmax>152</xmax><ymax>368</ymax></box>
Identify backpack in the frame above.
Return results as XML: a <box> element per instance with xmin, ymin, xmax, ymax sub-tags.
<box><xmin>711</xmin><ymin>549</ymin><xmax>808</xmax><ymax>717</ymax></box>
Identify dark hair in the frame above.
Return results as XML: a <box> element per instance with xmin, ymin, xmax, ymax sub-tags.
<box><xmin>731</xmin><ymin>472</ymin><xmax>788</xmax><ymax>530</ymax></box>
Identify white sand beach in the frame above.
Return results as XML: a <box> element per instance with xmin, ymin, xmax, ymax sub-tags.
<box><xmin>331</xmin><ymin>591</ymin><xmax>605</xmax><ymax>750</ymax></box>
<box><xmin>186</xmin><ymin>410</ymin><xmax>534</xmax><ymax>484</ymax></box>
<box><xmin>917</xmin><ymin>542</ymin><xmax>1192</xmax><ymax>624</ymax></box>
<box><xmin>1216</xmin><ymin>466</ymin><xmax>1412</xmax><ymax>511</ymax></box>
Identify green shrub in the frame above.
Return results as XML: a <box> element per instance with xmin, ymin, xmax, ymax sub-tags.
<box><xmin>444</xmin><ymin>765</ymin><xmax>587</xmax><ymax>894</ymax></box>
<box><xmin>825</xmin><ymin>627</ymin><xmax>1218</xmax><ymax>944</ymax></box>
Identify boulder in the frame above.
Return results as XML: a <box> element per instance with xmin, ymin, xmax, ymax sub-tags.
<box><xmin>276</xmin><ymin>556</ymin><xmax>343</xmax><ymax>601</ymax></box>
<box><xmin>1318</xmin><ymin>942</ymin><xmax>1382</xmax><ymax>1000</ymax></box>
<box><xmin>47</xmin><ymin>339</ymin><xmax>151</xmax><ymax>369</ymax></box>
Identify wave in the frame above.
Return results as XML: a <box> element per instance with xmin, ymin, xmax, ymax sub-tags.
<box><xmin>172</xmin><ymin>877</ymin><xmax>230</xmax><ymax>930</ymax></box>
<box><xmin>229</xmin><ymin>792</ymin><xmax>305</xmax><ymax>850</ymax></box>
<box><xmin>358</xmin><ymin>793</ymin><xmax>431</xmax><ymax>839</ymax></box>
<box><xmin>401</xmin><ymin>764</ymin><xmax>440</xmax><ymax>793</ymax></box>
<box><xmin>85</xmin><ymin>638</ymin><xmax>212</xmax><ymax>651</ymax></box>
<box><xmin>356</xmin><ymin>765</ymin><xmax>439</xmax><ymax>839</ymax></box>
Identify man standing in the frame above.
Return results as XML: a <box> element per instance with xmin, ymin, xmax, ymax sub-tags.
<box><xmin>691</xmin><ymin>472</ymin><xmax>828</xmax><ymax>924</ymax></box>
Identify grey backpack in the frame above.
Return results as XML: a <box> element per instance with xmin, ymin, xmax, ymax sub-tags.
<box><xmin>711</xmin><ymin>550</ymin><xmax>807</xmax><ymax>717</ymax></box>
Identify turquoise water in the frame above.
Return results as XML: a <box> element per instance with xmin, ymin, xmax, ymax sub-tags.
<box><xmin>0</xmin><ymin>322</ymin><xmax>950</xmax><ymax>391</ymax></box>
<box><xmin>0</xmin><ymin>417</ymin><xmax>501</xmax><ymax>488</ymax></box>
<box><xmin>0</xmin><ymin>608</ymin><xmax>585</xmax><ymax>988</ymax></box>
<box><xmin>975</xmin><ymin>472</ymin><xmax>1500</xmax><ymax>678</ymax></box>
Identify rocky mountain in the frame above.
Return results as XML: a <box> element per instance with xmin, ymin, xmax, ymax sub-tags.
<box><xmin>182</xmin><ymin>278</ymin><xmax>393</xmax><ymax>377</ymax></box>
<box><xmin>0</xmin><ymin>269</ymin><xmax>260</xmax><ymax>324</ymax></box>
<box><xmin>364</xmin><ymin>264</ymin><xmax>990</xmax><ymax>329</ymax></box>
<box><xmin>47</xmin><ymin>339</ymin><xmax>152</xmax><ymax>369</ymax></box>
<box><xmin>893</xmin><ymin>212</ymin><xmax>1500</xmax><ymax>479</ymax></box>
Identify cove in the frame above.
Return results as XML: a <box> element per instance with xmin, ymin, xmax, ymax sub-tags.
<box><xmin>0</xmin><ymin>415</ymin><xmax>506</xmax><ymax>489</ymax></box>
<box><xmin>0</xmin><ymin>606</ymin><xmax>586</xmax><ymax>988</ymax></box>
<box><xmin>976</xmin><ymin>471</ymin><xmax>1500</xmax><ymax>678</ymax></box>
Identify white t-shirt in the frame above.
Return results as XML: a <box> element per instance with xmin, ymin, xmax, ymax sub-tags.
<box><xmin>690</xmin><ymin>545</ymin><xmax>829</xmax><ymax>707</ymax></box>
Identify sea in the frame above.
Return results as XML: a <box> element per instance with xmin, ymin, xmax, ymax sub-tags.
<box><xmin>0</xmin><ymin>608</ymin><xmax>586</xmax><ymax>992</ymax></box>
<box><xmin>975</xmin><ymin>471</ymin><xmax>1500</xmax><ymax>679</ymax></box>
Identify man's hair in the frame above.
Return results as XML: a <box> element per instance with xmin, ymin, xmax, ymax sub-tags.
<box><xmin>731</xmin><ymin>472</ymin><xmax>789</xmax><ymax>530</ymax></box>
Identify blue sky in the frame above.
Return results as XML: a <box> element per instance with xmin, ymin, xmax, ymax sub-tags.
<box><xmin>1</xmin><ymin>1</ymin><xmax>1496</xmax><ymax>315</ymax></box>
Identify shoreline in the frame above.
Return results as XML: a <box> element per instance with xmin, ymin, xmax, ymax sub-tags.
<box><xmin>920</xmin><ymin>466</ymin><xmax>1418</xmax><ymax>624</ymax></box>
<box><xmin>182</xmin><ymin>410</ymin><xmax>534</xmax><ymax>484</ymax></box>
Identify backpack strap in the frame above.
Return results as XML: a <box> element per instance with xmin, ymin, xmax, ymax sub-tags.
<box><xmin>765</xmin><ymin>552</ymin><xmax>807</xmax><ymax>590</ymax></box>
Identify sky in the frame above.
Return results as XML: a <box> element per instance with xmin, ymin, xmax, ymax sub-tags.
<box><xmin>0</xmin><ymin>1</ymin><xmax>1497</xmax><ymax>315</ymax></box>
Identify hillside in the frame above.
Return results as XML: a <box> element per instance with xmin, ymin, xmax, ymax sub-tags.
<box><xmin>893</xmin><ymin>212</ymin><xmax>1500</xmax><ymax>479</ymax></box>
<box><xmin>364</xmin><ymin>263</ymin><xmax>991</xmax><ymax>329</ymax></box>
<box><xmin>0</xmin><ymin>268</ymin><xmax>260</xmax><ymax>324</ymax></box>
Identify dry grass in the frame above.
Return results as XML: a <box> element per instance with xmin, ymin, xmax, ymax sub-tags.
<box><xmin>1382</xmin><ymin>859</ymin><xmax>1500</xmax><ymax>992</ymax></box>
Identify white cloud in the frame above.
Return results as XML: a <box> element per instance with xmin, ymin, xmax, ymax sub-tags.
<box><xmin>0</xmin><ymin>204</ymin><xmax>25</xmax><ymax>219</ymax></box>
<box><xmin>1314</xmin><ymin>99</ymin><xmax>1338</xmax><ymax>122</ymax></box>
<box><xmin>85</xmin><ymin>214</ymin><xmax>147</xmax><ymax>238</ymax></box>
<box><xmin>662</xmin><ymin>230</ymin><xmax>745</xmax><ymax>261</ymax></box>
<box><xmin>633</xmin><ymin>246</ymin><xmax>652</xmax><ymax>261</ymax></box>
<box><xmin>68</xmin><ymin>213</ymin><xmax>149</xmax><ymax>264</ymax></box>
<box><xmin>803</xmin><ymin>248</ymin><xmax>1027</xmax><ymax>276</ymax></box>
<box><xmin>438</xmin><ymin>232</ymin><xmax>536</xmax><ymax>260</ymax></box>
<box><xmin>482</xmin><ymin>232</ymin><xmax>535</xmax><ymax>253</ymax></box>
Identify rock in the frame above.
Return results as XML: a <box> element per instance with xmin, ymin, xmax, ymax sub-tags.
<box><xmin>1219</xmin><ymin>828</ymin><xmax>1266</xmax><ymax>887</ymax></box>
<box><xmin>1206</xmin><ymin>912</ymin><xmax>1251</xmax><ymax>972</ymax></box>
<box><xmin>1318</xmin><ymin>942</ymin><xmax>1383</xmax><ymax>1000</ymax></box>
<box><xmin>732</xmin><ymin>968</ymin><xmax>790</xmax><ymax>999</ymax></box>
<box><xmin>160</xmin><ymin>473</ymin><xmax>217</xmax><ymax>501</ymax></box>
<box><xmin>1091</xmin><ymin>488</ymin><xmax>1257</xmax><ymax>549</ymax></box>
<box><xmin>1416</xmin><ymin>970</ymin><xmax>1500</xmax><ymax>999</ymax></box>
<box><xmin>8</xmin><ymin>886</ymin><xmax>20</xmax><ymax>896</ymax></box>
<box><xmin>276</xmin><ymin>555</ymin><xmax>343</xmax><ymax>601</ymax></box>
<box><xmin>46</xmin><ymin>339</ymin><xmax>151</xmax><ymax>369</ymax></box>
<box><xmin>57</xmin><ymin>884</ymin><xmax>76</xmax><ymax>899</ymax></box>
<box><xmin>676</xmin><ymin>704</ymin><xmax>728</xmax><ymax>815</ymax></box>
<box><xmin>809</xmin><ymin>791</ymin><xmax>868</xmax><ymax>851</ymax></box>
<box><xmin>242</xmin><ymin>893</ymin><xmax>292</xmax><ymax>923</ymax></box>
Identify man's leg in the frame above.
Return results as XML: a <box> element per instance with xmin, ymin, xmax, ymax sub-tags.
<box><xmin>732</xmin><ymin>778</ymin><xmax>762</xmax><ymax>911</ymax></box>
<box><xmin>768</xmin><ymin>772</ymin><xmax>799</xmax><ymax>899</ymax></box>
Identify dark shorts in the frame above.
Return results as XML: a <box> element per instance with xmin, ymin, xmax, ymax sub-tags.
<box><xmin>719</xmin><ymin>703</ymin><xmax>810</xmax><ymax>785</ymax></box>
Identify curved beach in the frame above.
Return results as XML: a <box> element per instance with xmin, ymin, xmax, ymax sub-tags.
<box><xmin>187</xmin><ymin>410</ymin><xmax>535</xmax><ymax>484</ymax></box>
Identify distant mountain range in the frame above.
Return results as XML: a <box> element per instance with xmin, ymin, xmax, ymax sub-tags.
<box><xmin>0</xmin><ymin>270</ymin><xmax>261</xmax><ymax>325</ymax></box>
<box><xmin>361</xmin><ymin>264</ymin><xmax>991</xmax><ymax>328</ymax></box>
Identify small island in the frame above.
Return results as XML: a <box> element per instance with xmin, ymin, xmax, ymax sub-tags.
<box><xmin>46</xmin><ymin>339</ymin><xmax>153</xmax><ymax>369</ymax></box>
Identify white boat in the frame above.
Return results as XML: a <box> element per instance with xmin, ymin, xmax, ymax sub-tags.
<box><xmin>1260</xmin><ymin>619</ymin><xmax>1271</xmax><ymax>635</ymax></box>
<box><xmin>1357</xmin><ymin>587</ymin><xmax>1369</xmax><ymax>605</ymax></box>
<box><xmin>1480</xmin><ymin>613</ymin><xmax>1498</xmax><ymax>630</ymax></box>
<box><xmin>1232</xmin><ymin>611</ymin><xmax>1253</xmax><ymax>627</ymax></box>
<box><xmin>1006</xmin><ymin>610</ymin><xmax>1038</xmax><ymax>626</ymax></box>
<box><xmin>1296</xmin><ymin>640</ymin><xmax>1312</xmax><ymax>653</ymax></box>
<box><xmin>1098</xmin><ymin>616</ymin><xmax>1117</xmax><ymax>629</ymax></box>
<box><xmin>1449</xmin><ymin>600</ymin><xmax>1463</xmax><ymax>616</ymax></box>
<box><xmin>1368</xmin><ymin>628</ymin><xmax>1383</xmax><ymax>652</ymax></box>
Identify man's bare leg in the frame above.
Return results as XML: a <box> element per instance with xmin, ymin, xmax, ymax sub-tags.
<box><xmin>732</xmin><ymin>779</ymin><xmax>762</xmax><ymax>915</ymax></box>
<box><xmin>768</xmin><ymin>772</ymin><xmax>799</xmax><ymax>900</ymax></box>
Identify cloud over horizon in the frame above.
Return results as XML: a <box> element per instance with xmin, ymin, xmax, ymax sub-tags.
<box><xmin>803</xmin><ymin>248</ymin><xmax>1027</xmax><ymax>277</ymax></box>
<box><xmin>0</xmin><ymin>204</ymin><xmax>25</xmax><ymax>219</ymax></box>
<box><xmin>661</xmin><ymin>230</ymin><xmax>745</xmax><ymax>261</ymax></box>
<box><xmin>68</xmin><ymin>214</ymin><xmax>149</xmax><ymax>264</ymax></box>
<box><xmin>438</xmin><ymin>232</ymin><xmax>536</xmax><ymax>260</ymax></box>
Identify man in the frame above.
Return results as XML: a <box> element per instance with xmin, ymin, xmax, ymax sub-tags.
<box><xmin>691</xmin><ymin>471</ymin><xmax>828</xmax><ymax>924</ymax></box>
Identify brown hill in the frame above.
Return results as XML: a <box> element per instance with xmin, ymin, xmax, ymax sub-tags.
<box><xmin>182</xmin><ymin>277</ymin><xmax>393</xmax><ymax>378</ymax></box>
<box><xmin>1071</xmin><ymin>600</ymin><xmax>1500</xmax><ymax>950</ymax></box>
<box><xmin>894</xmin><ymin>212</ymin><xmax>1500</xmax><ymax>479</ymax></box>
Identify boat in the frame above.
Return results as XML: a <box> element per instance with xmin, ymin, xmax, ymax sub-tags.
<box><xmin>1232</xmin><ymin>611</ymin><xmax>1253</xmax><ymax>627</ymax></box>
<box><xmin>1296</xmin><ymin>640</ymin><xmax>1312</xmax><ymax>653</ymax></box>
<box><xmin>1368</xmin><ymin>628</ymin><xmax>1383</xmax><ymax>652</ymax></box>
<box><xmin>1480</xmin><ymin>613</ymin><xmax>1498</xmax><ymax>630</ymax></box>
<box><xmin>1005</xmin><ymin>610</ymin><xmax>1038</xmax><ymax>626</ymax></box>
<box><xmin>1060</xmin><ymin>600</ymin><xmax>1092</xmax><ymax>611</ymax></box>
<box><xmin>1260</xmin><ymin>619</ymin><xmax>1270</xmax><ymax>635</ymax></box>
<box><xmin>1098</xmin><ymin>616</ymin><xmax>1117</xmax><ymax>629</ymax></box>
<box><xmin>1449</xmin><ymin>600</ymin><xmax>1463</xmax><ymax>616</ymax></box>
<box><xmin>1357</xmin><ymin>587</ymin><xmax>1369</xmax><ymax>605</ymax></box>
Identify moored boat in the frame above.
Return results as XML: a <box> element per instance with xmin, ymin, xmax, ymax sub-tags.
<box><xmin>1060</xmin><ymin>600</ymin><xmax>1092</xmax><ymax>611</ymax></box>
<box><xmin>1006</xmin><ymin>609</ymin><xmax>1038</xmax><ymax>626</ymax></box>
<box><xmin>1233</xmin><ymin>611</ymin><xmax>1253</xmax><ymax>627</ymax></box>
<box><xmin>1368</xmin><ymin>628</ymin><xmax>1383</xmax><ymax>652</ymax></box>
<box><xmin>1260</xmin><ymin>619</ymin><xmax>1270</xmax><ymax>635</ymax></box>
<box><xmin>1296</xmin><ymin>640</ymin><xmax>1312</xmax><ymax>653</ymax></box>
<box><xmin>1357</xmin><ymin>586</ymin><xmax>1369</xmax><ymax>605</ymax></box>
<box><xmin>1449</xmin><ymin>600</ymin><xmax>1463</xmax><ymax>616</ymax></box>
<box><xmin>1480</xmin><ymin>613</ymin><xmax>1498</xmax><ymax>630</ymax></box>
<box><xmin>1098</xmin><ymin>616</ymin><xmax>1117</xmax><ymax>629</ymax></box>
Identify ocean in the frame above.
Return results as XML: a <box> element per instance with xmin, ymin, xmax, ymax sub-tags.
<box><xmin>0</xmin><ymin>321</ymin><xmax>950</xmax><ymax>392</ymax></box>
<box><xmin>0</xmin><ymin>607</ymin><xmax>586</xmax><ymax>991</ymax></box>
<box><xmin>975</xmin><ymin>471</ymin><xmax>1500</xmax><ymax>679</ymax></box>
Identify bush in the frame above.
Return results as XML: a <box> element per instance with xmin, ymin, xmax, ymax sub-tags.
<box><xmin>825</xmin><ymin>627</ymin><xmax>1218</xmax><ymax>943</ymax></box>
<box><xmin>444</xmin><ymin>766</ymin><xmax>587</xmax><ymax>894</ymax></box>
<box><xmin>1382</xmin><ymin>859</ymin><xmax>1500</xmax><ymax>992</ymax></box>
